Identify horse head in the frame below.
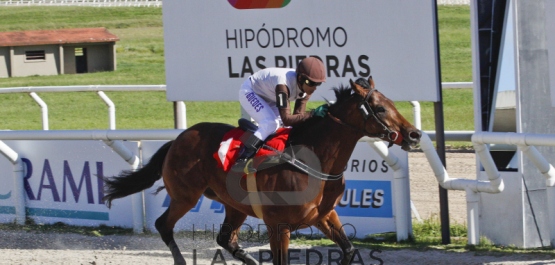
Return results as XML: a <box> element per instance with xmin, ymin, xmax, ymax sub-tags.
<box><xmin>328</xmin><ymin>77</ymin><xmax>421</xmax><ymax>150</ymax></box>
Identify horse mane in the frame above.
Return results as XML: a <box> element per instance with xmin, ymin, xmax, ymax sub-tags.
<box><xmin>290</xmin><ymin>77</ymin><xmax>370</xmax><ymax>139</ymax></box>
<box><xmin>289</xmin><ymin>84</ymin><xmax>352</xmax><ymax>136</ymax></box>
<box><xmin>288</xmin><ymin>77</ymin><xmax>371</xmax><ymax>138</ymax></box>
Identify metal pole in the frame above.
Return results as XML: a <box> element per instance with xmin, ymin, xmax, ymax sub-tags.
<box><xmin>174</xmin><ymin>101</ymin><xmax>186</xmax><ymax>129</ymax></box>
<box><xmin>433</xmin><ymin>1</ymin><xmax>450</xmax><ymax>244</ymax></box>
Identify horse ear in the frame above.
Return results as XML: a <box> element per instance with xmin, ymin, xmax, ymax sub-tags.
<box><xmin>368</xmin><ymin>76</ymin><xmax>375</xmax><ymax>89</ymax></box>
<box><xmin>351</xmin><ymin>79</ymin><xmax>366</xmax><ymax>97</ymax></box>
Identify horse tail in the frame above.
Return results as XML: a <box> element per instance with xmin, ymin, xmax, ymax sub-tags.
<box><xmin>103</xmin><ymin>140</ymin><xmax>173</xmax><ymax>208</ymax></box>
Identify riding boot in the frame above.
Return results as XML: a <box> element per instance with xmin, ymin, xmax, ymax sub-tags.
<box><xmin>231</xmin><ymin>134</ymin><xmax>264</xmax><ymax>173</ymax></box>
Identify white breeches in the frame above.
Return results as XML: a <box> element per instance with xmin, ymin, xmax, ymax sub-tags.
<box><xmin>239</xmin><ymin>78</ymin><xmax>282</xmax><ymax>141</ymax></box>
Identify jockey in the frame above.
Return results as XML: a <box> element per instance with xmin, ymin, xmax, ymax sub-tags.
<box><xmin>232</xmin><ymin>56</ymin><xmax>328</xmax><ymax>172</ymax></box>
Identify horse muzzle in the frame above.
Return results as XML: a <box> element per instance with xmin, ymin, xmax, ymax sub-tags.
<box><xmin>400</xmin><ymin>129</ymin><xmax>422</xmax><ymax>151</ymax></box>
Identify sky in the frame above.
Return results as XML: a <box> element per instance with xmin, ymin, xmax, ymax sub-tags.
<box><xmin>496</xmin><ymin>0</ymin><xmax>515</xmax><ymax>93</ymax></box>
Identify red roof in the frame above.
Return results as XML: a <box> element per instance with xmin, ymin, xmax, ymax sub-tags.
<box><xmin>0</xmin><ymin>27</ymin><xmax>119</xmax><ymax>47</ymax></box>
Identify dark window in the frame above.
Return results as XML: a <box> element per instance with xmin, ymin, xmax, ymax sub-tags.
<box><xmin>75</xmin><ymin>47</ymin><xmax>88</xmax><ymax>73</ymax></box>
<box><xmin>25</xmin><ymin>50</ymin><xmax>45</xmax><ymax>61</ymax></box>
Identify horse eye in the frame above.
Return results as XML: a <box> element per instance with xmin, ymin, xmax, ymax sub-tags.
<box><xmin>376</xmin><ymin>106</ymin><xmax>386</xmax><ymax>113</ymax></box>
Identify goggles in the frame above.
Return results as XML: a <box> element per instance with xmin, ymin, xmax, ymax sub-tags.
<box><xmin>305</xmin><ymin>79</ymin><xmax>322</xmax><ymax>87</ymax></box>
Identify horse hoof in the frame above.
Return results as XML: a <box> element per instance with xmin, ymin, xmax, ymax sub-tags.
<box><xmin>168</xmin><ymin>240</ymin><xmax>187</xmax><ymax>265</ymax></box>
<box><xmin>245</xmin><ymin>257</ymin><xmax>258</xmax><ymax>265</ymax></box>
<box><xmin>173</xmin><ymin>256</ymin><xmax>186</xmax><ymax>265</ymax></box>
<box><xmin>234</xmin><ymin>249</ymin><xmax>257</xmax><ymax>265</ymax></box>
<box><xmin>341</xmin><ymin>250</ymin><xmax>355</xmax><ymax>265</ymax></box>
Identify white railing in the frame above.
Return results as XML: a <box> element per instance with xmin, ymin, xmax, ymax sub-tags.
<box><xmin>0</xmin><ymin>85</ymin><xmax>185</xmax><ymax>131</ymax></box>
<box><xmin>416</xmin><ymin>130</ymin><xmax>555</xmax><ymax>246</ymax></box>
<box><xmin>472</xmin><ymin>132</ymin><xmax>555</xmax><ymax>246</ymax></box>
<box><xmin>0</xmin><ymin>82</ymin><xmax>470</xmax><ymax>131</ymax></box>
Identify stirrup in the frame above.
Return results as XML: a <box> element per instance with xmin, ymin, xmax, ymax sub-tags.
<box><xmin>231</xmin><ymin>132</ymin><xmax>264</xmax><ymax>173</ymax></box>
<box><xmin>231</xmin><ymin>158</ymin><xmax>256</xmax><ymax>173</ymax></box>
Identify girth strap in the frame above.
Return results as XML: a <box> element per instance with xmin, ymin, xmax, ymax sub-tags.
<box><xmin>244</xmin><ymin>160</ymin><xmax>264</xmax><ymax>219</ymax></box>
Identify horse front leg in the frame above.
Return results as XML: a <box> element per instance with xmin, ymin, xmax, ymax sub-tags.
<box><xmin>268</xmin><ymin>224</ymin><xmax>291</xmax><ymax>265</ymax></box>
<box><xmin>216</xmin><ymin>206</ymin><xmax>257</xmax><ymax>265</ymax></box>
<box><xmin>316</xmin><ymin>210</ymin><xmax>355</xmax><ymax>265</ymax></box>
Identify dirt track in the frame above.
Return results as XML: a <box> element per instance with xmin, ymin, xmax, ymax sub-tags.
<box><xmin>1</xmin><ymin>228</ymin><xmax>554</xmax><ymax>265</ymax></box>
<box><xmin>409</xmin><ymin>151</ymin><xmax>476</xmax><ymax>225</ymax></box>
<box><xmin>1</xmin><ymin>152</ymin><xmax>555</xmax><ymax>264</ymax></box>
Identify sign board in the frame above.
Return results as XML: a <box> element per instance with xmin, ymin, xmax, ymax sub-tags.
<box><xmin>0</xmin><ymin>140</ymin><xmax>137</xmax><ymax>227</ymax></box>
<box><xmin>546</xmin><ymin>0</ymin><xmax>555</xmax><ymax>107</ymax></box>
<box><xmin>142</xmin><ymin>140</ymin><xmax>405</xmax><ymax>238</ymax></box>
<box><xmin>0</xmin><ymin>154</ymin><xmax>15</xmax><ymax>223</ymax></box>
<box><xmin>333</xmin><ymin>142</ymin><xmax>401</xmax><ymax>237</ymax></box>
<box><xmin>0</xmin><ymin>139</ymin><xmax>407</xmax><ymax>237</ymax></box>
<box><xmin>163</xmin><ymin>0</ymin><xmax>440</xmax><ymax>102</ymax></box>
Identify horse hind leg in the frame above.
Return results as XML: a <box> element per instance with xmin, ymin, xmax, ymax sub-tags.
<box><xmin>267</xmin><ymin>223</ymin><xmax>291</xmax><ymax>265</ymax></box>
<box><xmin>155</xmin><ymin>197</ymin><xmax>202</xmax><ymax>265</ymax></box>
<box><xmin>216</xmin><ymin>205</ymin><xmax>257</xmax><ymax>265</ymax></box>
<box><xmin>315</xmin><ymin>210</ymin><xmax>356</xmax><ymax>265</ymax></box>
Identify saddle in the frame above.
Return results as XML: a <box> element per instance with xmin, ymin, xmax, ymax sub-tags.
<box><xmin>213</xmin><ymin>119</ymin><xmax>290</xmax><ymax>172</ymax></box>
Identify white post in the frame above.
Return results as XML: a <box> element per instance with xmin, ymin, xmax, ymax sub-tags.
<box><xmin>547</xmin><ymin>186</ymin><xmax>555</xmax><ymax>247</ymax></box>
<box><xmin>409</xmin><ymin>101</ymin><xmax>421</xmax><ymax>130</ymax></box>
<box><xmin>367</xmin><ymin>140</ymin><xmax>411</xmax><ymax>241</ymax></box>
<box><xmin>29</xmin><ymin>92</ymin><xmax>49</xmax><ymax>130</ymax></box>
<box><xmin>97</xmin><ymin>91</ymin><xmax>116</xmax><ymax>130</ymax></box>
<box><xmin>408</xmin><ymin>100</ymin><xmax>423</xmax><ymax>223</ymax></box>
<box><xmin>102</xmin><ymin>139</ymin><xmax>143</xmax><ymax>233</ymax></box>
<box><xmin>175</xmin><ymin>101</ymin><xmax>187</xmax><ymax>129</ymax></box>
<box><xmin>466</xmin><ymin>188</ymin><xmax>480</xmax><ymax>245</ymax></box>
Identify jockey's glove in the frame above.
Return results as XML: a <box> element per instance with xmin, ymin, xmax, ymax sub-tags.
<box><xmin>312</xmin><ymin>104</ymin><xmax>329</xmax><ymax>118</ymax></box>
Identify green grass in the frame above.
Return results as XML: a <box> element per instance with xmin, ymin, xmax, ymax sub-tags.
<box><xmin>437</xmin><ymin>5</ymin><xmax>473</xmax><ymax>82</ymax></box>
<box><xmin>0</xmin><ymin>7</ymin><xmax>163</xmax><ymax>31</ymax></box>
<box><xmin>290</xmin><ymin>217</ymin><xmax>555</xmax><ymax>255</ymax></box>
<box><xmin>0</xmin><ymin>6</ymin><xmax>474</xmax><ymax>137</ymax></box>
<box><xmin>0</xmin><ymin>7</ymin><xmax>165</xmax><ymax>87</ymax></box>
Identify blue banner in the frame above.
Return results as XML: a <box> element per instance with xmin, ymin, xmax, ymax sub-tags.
<box><xmin>335</xmin><ymin>180</ymin><xmax>392</xmax><ymax>218</ymax></box>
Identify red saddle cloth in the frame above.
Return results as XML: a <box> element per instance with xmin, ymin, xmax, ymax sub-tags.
<box><xmin>214</xmin><ymin>128</ymin><xmax>291</xmax><ymax>172</ymax></box>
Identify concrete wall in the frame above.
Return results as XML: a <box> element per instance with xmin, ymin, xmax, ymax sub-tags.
<box><xmin>11</xmin><ymin>45</ymin><xmax>59</xmax><ymax>77</ymax></box>
<box><xmin>516</xmin><ymin>0</ymin><xmax>554</xmax><ymax>248</ymax></box>
<box><xmin>0</xmin><ymin>47</ymin><xmax>9</xmax><ymax>78</ymax></box>
<box><xmin>63</xmin><ymin>46</ymin><xmax>76</xmax><ymax>74</ymax></box>
<box><xmin>86</xmin><ymin>44</ymin><xmax>114</xmax><ymax>72</ymax></box>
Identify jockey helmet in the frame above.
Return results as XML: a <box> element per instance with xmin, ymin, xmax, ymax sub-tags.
<box><xmin>296</xmin><ymin>57</ymin><xmax>326</xmax><ymax>83</ymax></box>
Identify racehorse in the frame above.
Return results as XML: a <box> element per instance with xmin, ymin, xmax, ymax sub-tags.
<box><xmin>103</xmin><ymin>77</ymin><xmax>421</xmax><ymax>265</ymax></box>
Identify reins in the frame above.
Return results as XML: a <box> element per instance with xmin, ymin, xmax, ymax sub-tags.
<box><xmin>327</xmin><ymin>88</ymin><xmax>401</xmax><ymax>148</ymax></box>
<box><xmin>260</xmin><ymin>144</ymin><xmax>344</xmax><ymax>181</ymax></box>
<box><xmin>250</xmin><ymin>87</ymin><xmax>402</xmax><ymax>181</ymax></box>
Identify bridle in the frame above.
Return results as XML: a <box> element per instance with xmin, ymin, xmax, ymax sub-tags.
<box><xmin>327</xmin><ymin>88</ymin><xmax>403</xmax><ymax>147</ymax></box>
